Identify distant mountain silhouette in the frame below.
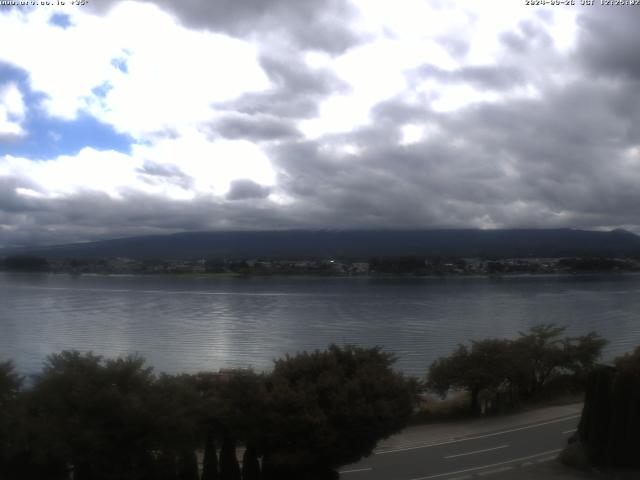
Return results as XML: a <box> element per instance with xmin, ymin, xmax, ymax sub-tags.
<box><xmin>4</xmin><ymin>229</ymin><xmax>640</xmax><ymax>260</ymax></box>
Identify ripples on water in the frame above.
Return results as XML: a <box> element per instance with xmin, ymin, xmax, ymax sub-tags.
<box><xmin>1</xmin><ymin>272</ymin><xmax>639</xmax><ymax>377</ymax></box>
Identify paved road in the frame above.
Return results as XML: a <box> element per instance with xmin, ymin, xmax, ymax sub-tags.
<box><xmin>339</xmin><ymin>414</ymin><xmax>580</xmax><ymax>480</ymax></box>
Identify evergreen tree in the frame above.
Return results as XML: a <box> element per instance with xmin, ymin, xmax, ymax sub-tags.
<box><xmin>241</xmin><ymin>445</ymin><xmax>260</xmax><ymax>480</ymax></box>
<box><xmin>219</xmin><ymin>435</ymin><xmax>241</xmax><ymax>480</ymax></box>
<box><xmin>202</xmin><ymin>435</ymin><xmax>219</xmax><ymax>480</ymax></box>
<box><xmin>177</xmin><ymin>449</ymin><xmax>199</xmax><ymax>480</ymax></box>
<box><xmin>156</xmin><ymin>450</ymin><xmax>178</xmax><ymax>480</ymax></box>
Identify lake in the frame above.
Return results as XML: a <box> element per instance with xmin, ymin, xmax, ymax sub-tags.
<box><xmin>1</xmin><ymin>272</ymin><xmax>639</xmax><ymax>378</ymax></box>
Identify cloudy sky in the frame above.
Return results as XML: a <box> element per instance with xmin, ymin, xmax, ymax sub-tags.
<box><xmin>0</xmin><ymin>1</ymin><xmax>639</xmax><ymax>247</ymax></box>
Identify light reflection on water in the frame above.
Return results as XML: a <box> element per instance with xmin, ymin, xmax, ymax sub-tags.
<box><xmin>1</xmin><ymin>272</ymin><xmax>639</xmax><ymax>377</ymax></box>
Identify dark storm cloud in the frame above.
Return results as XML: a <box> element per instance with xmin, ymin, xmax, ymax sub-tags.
<box><xmin>211</xmin><ymin>114</ymin><xmax>300</xmax><ymax>141</ymax></box>
<box><xmin>0</xmin><ymin>186</ymin><xmax>296</xmax><ymax>247</ymax></box>
<box><xmin>268</xmin><ymin>130</ymin><xmax>512</xmax><ymax>230</ymax></box>
<box><xmin>225</xmin><ymin>179</ymin><xmax>271</xmax><ymax>201</ymax></box>
<box><xmin>6</xmin><ymin>3</ymin><xmax>640</xmax><ymax>248</ymax></box>
<box><xmin>89</xmin><ymin>0</ymin><xmax>363</xmax><ymax>53</ymax></box>
<box><xmin>262</xmin><ymin>46</ymin><xmax>640</xmax><ymax>233</ymax></box>
<box><xmin>576</xmin><ymin>7</ymin><xmax>640</xmax><ymax>80</ymax></box>
<box><xmin>0</xmin><ymin>176</ymin><xmax>41</xmax><ymax>213</ymax></box>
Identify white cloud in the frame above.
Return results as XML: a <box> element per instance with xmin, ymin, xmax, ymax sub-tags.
<box><xmin>131</xmin><ymin>129</ymin><xmax>277</xmax><ymax>195</ymax></box>
<box><xmin>400</xmin><ymin>124</ymin><xmax>423</xmax><ymax>145</ymax></box>
<box><xmin>299</xmin><ymin>0</ymin><xmax>582</xmax><ymax>138</ymax></box>
<box><xmin>0</xmin><ymin>2</ymin><xmax>269</xmax><ymax>136</ymax></box>
<box><xmin>0</xmin><ymin>2</ymin><xmax>276</xmax><ymax>207</ymax></box>
<box><xmin>2</xmin><ymin>0</ymin><xmax>635</xmax><ymax>246</ymax></box>
<box><xmin>0</xmin><ymin>82</ymin><xmax>26</xmax><ymax>139</ymax></box>
<box><xmin>1</xmin><ymin>130</ymin><xmax>277</xmax><ymax>201</ymax></box>
<box><xmin>2</xmin><ymin>148</ymin><xmax>140</xmax><ymax>198</ymax></box>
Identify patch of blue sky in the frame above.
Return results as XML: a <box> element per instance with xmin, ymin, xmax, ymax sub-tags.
<box><xmin>0</xmin><ymin>111</ymin><xmax>134</xmax><ymax>159</ymax></box>
<box><xmin>0</xmin><ymin>62</ymin><xmax>133</xmax><ymax>159</ymax></box>
<box><xmin>49</xmin><ymin>13</ymin><xmax>72</xmax><ymax>29</ymax></box>
<box><xmin>110</xmin><ymin>57</ymin><xmax>128</xmax><ymax>74</ymax></box>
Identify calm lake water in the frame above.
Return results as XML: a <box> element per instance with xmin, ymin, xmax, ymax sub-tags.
<box><xmin>1</xmin><ymin>272</ymin><xmax>640</xmax><ymax>378</ymax></box>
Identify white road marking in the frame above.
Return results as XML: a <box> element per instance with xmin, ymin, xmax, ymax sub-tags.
<box><xmin>536</xmin><ymin>456</ymin><xmax>557</xmax><ymax>463</ymax></box>
<box><xmin>477</xmin><ymin>466</ymin><xmax>513</xmax><ymax>476</ymax></box>
<box><xmin>339</xmin><ymin>467</ymin><xmax>373</xmax><ymax>474</ymax></box>
<box><xmin>377</xmin><ymin>415</ymin><xmax>579</xmax><ymax>455</ymax></box>
<box><xmin>444</xmin><ymin>444</ymin><xmax>508</xmax><ymax>459</ymax></box>
<box><xmin>562</xmin><ymin>429</ymin><xmax>577</xmax><ymax>434</ymax></box>
<box><xmin>408</xmin><ymin>449</ymin><xmax>562</xmax><ymax>480</ymax></box>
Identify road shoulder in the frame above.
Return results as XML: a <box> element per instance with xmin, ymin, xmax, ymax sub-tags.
<box><xmin>376</xmin><ymin>403</ymin><xmax>583</xmax><ymax>453</ymax></box>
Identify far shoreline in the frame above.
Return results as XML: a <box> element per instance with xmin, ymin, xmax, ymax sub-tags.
<box><xmin>3</xmin><ymin>270</ymin><xmax>640</xmax><ymax>281</ymax></box>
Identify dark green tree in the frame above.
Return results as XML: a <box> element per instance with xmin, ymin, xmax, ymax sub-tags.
<box><xmin>241</xmin><ymin>445</ymin><xmax>260</xmax><ymax>480</ymax></box>
<box><xmin>216</xmin><ymin>370</ymin><xmax>267</xmax><ymax>448</ymax></box>
<box><xmin>427</xmin><ymin>325</ymin><xmax>607</xmax><ymax>414</ymax></box>
<box><xmin>427</xmin><ymin>339</ymin><xmax>514</xmax><ymax>414</ymax></box>
<box><xmin>616</xmin><ymin>345</ymin><xmax>640</xmax><ymax>371</ymax></box>
<box><xmin>148</xmin><ymin>374</ymin><xmax>201</xmax><ymax>454</ymax></box>
<box><xmin>513</xmin><ymin>324</ymin><xmax>569</xmax><ymax>396</ymax></box>
<box><xmin>259</xmin><ymin>344</ymin><xmax>416</xmax><ymax>476</ymax></box>
<box><xmin>577</xmin><ymin>346</ymin><xmax>640</xmax><ymax>467</ymax></box>
<box><xmin>562</xmin><ymin>331</ymin><xmax>608</xmax><ymax>380</ymax></box>
<box><xmin>0</xmin><ymin>361</ymin><xmax>27</xmax><ymax>480</ymax></box>
<box><xmin>220</xmin><ymin>435</ymin><xmax>241</xmax><ymax>480</ymax></box>
<box><xmin>177</xmin><ymin>449</ymin><xmax>199</xmax><ymax>480</ymax></box>
<box><xmin>2</xmin><ymin>255</ymin><xmax>49</xmax><ymax>271</ymax></box>
<box><xmin>0</xmin><ymin>360</ymin><xmax>21</xmax><ymax>400</ymax></box>
<box><xmin>513</xmin><ymin>325</ymin><xmax>606</xmax><ymax>397</ymax></box>
<box><xmin>157</xmin><ymin>450</ymin><xmax>179</xmax><ymax>480</ymax></box>
<box><xmin>202</xmin><ymin>434</ymin><xmax>219</xmax><ymax>480</ymax></box>
<box><xmin>28</xmin><ymin>351</ymin><xmax>158</xmax><ymax>480</ymax></box>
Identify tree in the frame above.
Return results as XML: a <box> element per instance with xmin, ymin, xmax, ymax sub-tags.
<box><xmin>513</xmin><ymin>325</ymin><xmax>606</xmax><ymax>397</ymax></box>
<box><xmin>427</xmin><ymin>339</ymin><xmax>515</xmax><ymax>415</ymax></box>
<box><xmin>202</xmin><ymin>434</ymin><xmax>219</xmax><ymax>480</ymax></box>
<box><xmin>148</xmin><ymin>374</ymin><xmax>202</xmax><ymax>454</ymax></box>
<box><xmin>513</xmin><ymin>324</ymin><xmax>568</xmax><ymax>397</ymax></box>
<box><xmin>219</xmin><ymin>435</ymin><xmax>241</xmax><ymax>480</ymax></box>
<box><xmin>28</xmin><ymin>351</ymin><xmax>159</xmax><ymax>480</ymax></box>
<box><xmin>242</xmin><ymin>445</ymin><xmax>260</xmax><ymax>480</ymax></box>
<box><xmin>0</xmin><ymin>361</ymin><xmax>26</xmax><ymax>479</ymax></box>
<box><xmin>616</xmin><ymin>345</ymin><xmax>640</xmax><ymax>371</ymax></box>
<box><xmin>195</xmin><ymin>369</ymin><xmax>265</xmax><ymax>479</ymax></box>
<box><xmin>214</xmin><ymin>369</ymin><xmax>267</xmax><ymax>448</ymax></box>
<box><xmin>0</xmin><ymin>361</ymin><xmax>21</xmax><ymax>401</ymax></box>
<box><xmin>563</xmin><ymin>331</ymin><xmax>609</xmax><ymax>379</ymax></box>
<box><xmin>259</xmin><ymin>345</ymin><xmax>416</xmax><ymax>477</ymax></box>
<box><xmin>156</xmin><ymin>450</ymin><xmax>179</xmax><ymax>480</ymax></box>
<box><xmin>2</xmin><ymin>255</ymin><xmax>49</xmax><ymax>271</ymax></box>
<box><xmin>576</xmin><ymin>346</ymin><xmax>640</xmax><ymax>468</ymax></box>
<box><xmin>177</xmin><ymin>449</ymin><xmax>199</xmax><ymax>480</ymax></box>
<box><xmin>427</xmin><ymin>325</ymin><xmax>607</xmax><ymax>415</ymax></box>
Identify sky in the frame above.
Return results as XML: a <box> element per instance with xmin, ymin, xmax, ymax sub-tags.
<box><xmin>1</xmin><ymin>1</ymin><xmax>640</xmax><ymax>247</ymax></box>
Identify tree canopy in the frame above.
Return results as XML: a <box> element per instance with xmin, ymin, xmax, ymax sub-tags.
<box><xmin>259</xmin><ymin>344</ymin><xmax>416</xmax><ymax>475</ymax></box>
<box><xmin>0</xmin><ymin>345</ymin><xmax>417</xmax><ymax>479</ymax></box>
<box><xmin>427</xmin><ymin>324</ymin><xmax>607</xmax><ymax>414</ymax></box>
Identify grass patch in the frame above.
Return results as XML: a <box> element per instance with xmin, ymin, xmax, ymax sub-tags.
<box><xmin>409</xmin><ymin>391</ymin><xmax>473</xmax><ymax>425</ymax></box>
<box><xmin>409</xmin><ymin>390</ymin><xmax>584</xmax><ymax>426</ymax></box>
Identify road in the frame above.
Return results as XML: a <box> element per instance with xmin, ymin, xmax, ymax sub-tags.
<box><xmin>339</xmin><ymin>414</ymin><xmax>580</xmax><ymax>480</ymax></box>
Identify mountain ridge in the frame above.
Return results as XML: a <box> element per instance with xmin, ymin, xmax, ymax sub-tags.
<box><xmin>3</xmin><ymin>228</ymin><xmax>640</xmax><ymax>260</ymax></box>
